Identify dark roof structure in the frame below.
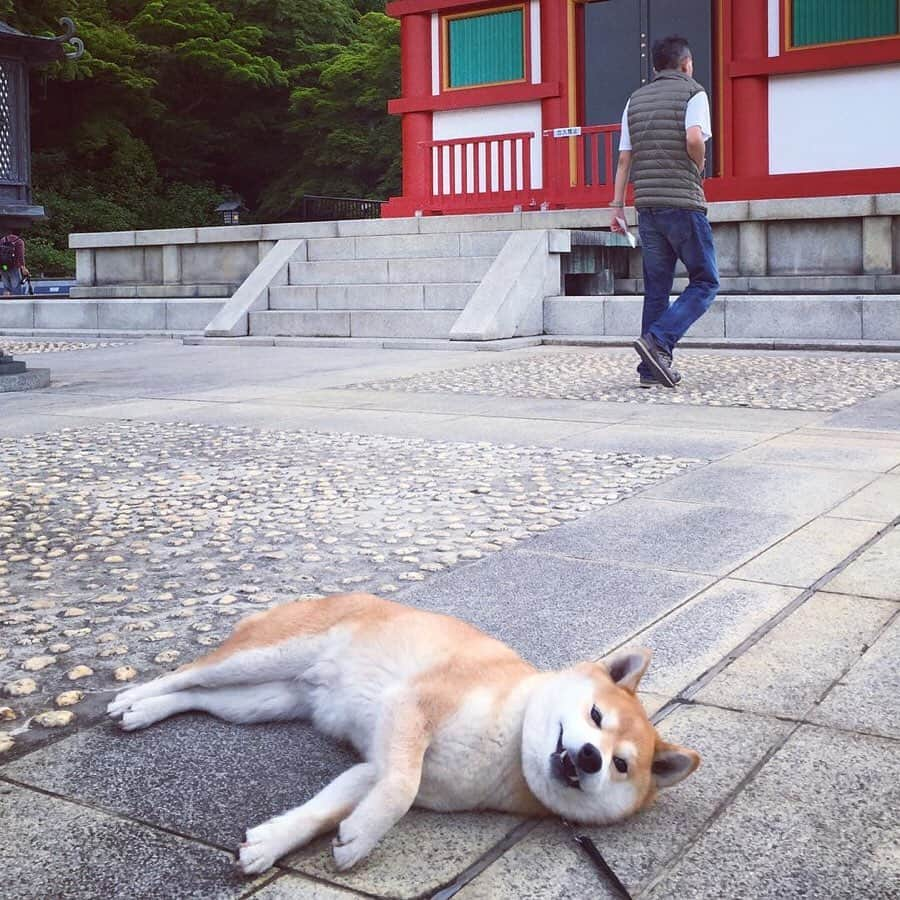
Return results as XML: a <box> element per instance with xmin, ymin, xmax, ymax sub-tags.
<box><xmin>0</xmin><ymin>18</ymin><xmax>83</xmax><ymax>65</ymax></box>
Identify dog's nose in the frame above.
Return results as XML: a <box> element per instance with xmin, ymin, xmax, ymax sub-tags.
<box><xmin>577</xmin><ymin>743</ymin><xmax>603</xmax><ymax>774</ymax></box>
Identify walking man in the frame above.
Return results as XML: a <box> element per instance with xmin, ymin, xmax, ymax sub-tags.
<box><xmin>610</xmin><ymin>35</ymin><xmax>719</xmax><ymax>388</ymax></box>
<box><xmin>0</xmin><ymin>229</ymin><xmax>27</xmax><ymax>296</ymax></box>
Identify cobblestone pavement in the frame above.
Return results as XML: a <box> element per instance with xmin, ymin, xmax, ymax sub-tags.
<box><xmin>0</xmin><ymin>421</ymin><xmax>697</xmax><ymax>750</ymax></box>
<box><xmin>348</xmin><ymin>348</ymin><xmax>900</xmax><ymax>412</ymax></box>
<box><xmin>1</xmin><ymin>339</ymin><xmax>132</xmax><ymax>355</ymax></box>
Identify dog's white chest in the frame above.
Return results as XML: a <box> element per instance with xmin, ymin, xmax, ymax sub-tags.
<box><xmin>297</xmin><ymin>630</ymin><xmax>428</xmax><ymax>756</ymax></box>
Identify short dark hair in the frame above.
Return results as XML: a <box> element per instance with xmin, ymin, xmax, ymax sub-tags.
<box><xmin>652</xmin><ymin>36</ymin><xmax>692</xmax><ymax>72</ymax></box>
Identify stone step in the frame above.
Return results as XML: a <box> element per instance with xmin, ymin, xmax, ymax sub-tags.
<box><xmin>0</xmin><ymin>299</ymin><xmax>222</xmax><ymax>333</ymax></box>
<box><xmin>544</xmin><ymin>295</ymin><xmax>900</xmax><ymax>341</ymax></box>
<box><xmin>287</xmin><ymin>256</ymin><xmax>494</xmax><ymax>286</ymax></box>
<box><xmin>249</xmin><ymin>309</ymin><xmax>461</xmax><ymax>339</ymax></box>
<box><xmin>297</xmin><ymin>231</ymin><xmax>512</xmax><ymax>261</ymax></box>
<box><xmin>268</xmin><ymin>282</ymin><xmax>478</xmax><ymax>311</ymax></box>
<box><xmin>69</xmin><ymin>284</ymin><xmax>235</xmax><ymax>299</ymax></box>
<box><xmin>612</xmin><ymin>274</ymin><xmax>900</xmax><ymax>295</ymax></box>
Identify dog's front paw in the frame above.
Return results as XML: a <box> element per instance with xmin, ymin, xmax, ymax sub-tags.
<box><xmin>332</xmin><ymin>816</ymin><xmax>379</xmax><ymax>871</ymax></box>
<box><xmin>238</xmin><ymin>823</ymin><xmax>284</xmax><ymax>876</ymax></box>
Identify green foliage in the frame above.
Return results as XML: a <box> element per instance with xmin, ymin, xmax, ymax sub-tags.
<box><xmin>3</xmin><ymin>1</ymin><xmax>400</xmax><ymax>274</ymax></box>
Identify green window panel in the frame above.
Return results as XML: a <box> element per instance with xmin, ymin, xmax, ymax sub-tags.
<box><xmin>448</xmin><ymin>9</ymin><xmax>525</xmax><ymax>89</ymax></box>
<box><xmin>792</xmin><ymin>0</ymin><xmax>898</xmax><ymax>47</ymax></box>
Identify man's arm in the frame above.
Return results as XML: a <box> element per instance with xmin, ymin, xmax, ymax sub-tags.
<box><xmin>610</xmin><ymin>150</ymin><xmax>633</xmax><ymax>231</ymax></box>
<box><xmin>686</xmin><ymin>125</ymin><xmax>706</xmax><ymax>172</ymax></box>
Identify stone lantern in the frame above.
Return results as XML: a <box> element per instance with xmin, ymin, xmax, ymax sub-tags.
<box><xmin>0</xmin><ymin>17</ymin><xmax>82</xmax><ymax>393</ymax></box>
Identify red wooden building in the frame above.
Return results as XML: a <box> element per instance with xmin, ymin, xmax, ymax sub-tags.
<box><xmin>381</xmin><ymin>0</ymin><xmax>900</xmax><ymax>217</ymax></box>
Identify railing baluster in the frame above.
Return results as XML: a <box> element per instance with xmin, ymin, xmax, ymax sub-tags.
<box><xmin>522</xmin><ymin>136</ymin><xmax>531</xmax><ymax>192</ymax></box>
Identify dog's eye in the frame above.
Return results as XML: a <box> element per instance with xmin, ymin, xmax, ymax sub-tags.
<box><xmin>613</xmin><ymin>756</ymin><xmax>628</xmax><ymax>774</ymax></box>
<box><xmin>590</xmin><ymin>705</ymin><xmax>603</xmax><ymax>727</ymax></box>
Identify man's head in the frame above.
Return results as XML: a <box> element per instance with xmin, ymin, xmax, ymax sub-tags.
<box><xmin>652</xmin><ymin>36</ymin><xmax>693</xmax><ymax>76</ymax></box>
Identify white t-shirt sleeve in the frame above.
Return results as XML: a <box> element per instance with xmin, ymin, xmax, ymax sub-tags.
<box><xmin>619</xmin><ymin>100</ymin><xmax>631</xmax><ymax>151</ymax></box>
<box><xmin>618</xmin><ymin>91</ymin><xmax>711</xmax><ymax>150</ymax></box>
<box><xmin>685</xmin><ymin>91</ymin><xmax>712</xmax><ymax>141</ymax></box>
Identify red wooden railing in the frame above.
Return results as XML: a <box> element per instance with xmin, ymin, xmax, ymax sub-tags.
<box><xmin>542</xmin><ymin>124</ymin><xmax>622</xmax><ymax>203</ymax></box>
<box><xmin>419</xmin><ymin>131</ymin><xmax>534</xmax><ymax>209</ymax></box>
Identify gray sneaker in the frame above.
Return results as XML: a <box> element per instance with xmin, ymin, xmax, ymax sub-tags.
<box><xmin>634</xmin><ymin>334</ymin><xmax>677</xmax><ymax>388</ymax></box>
<box><xmin>639</xmin><ymin>367</ymin><xmax>682</xmax><ymax>388</ymax></box>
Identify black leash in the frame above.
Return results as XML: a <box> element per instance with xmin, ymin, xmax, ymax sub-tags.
<box><xmin>562</xmin><ymin>819</ymin><xmax>633</xmax><ymax>900</ymax></box>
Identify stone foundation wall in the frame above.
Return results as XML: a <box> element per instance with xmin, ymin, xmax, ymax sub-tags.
<box><xmin>69</xmin><ymin>194</ymin><xmax>900</xmax><ymax>301</ymax></box>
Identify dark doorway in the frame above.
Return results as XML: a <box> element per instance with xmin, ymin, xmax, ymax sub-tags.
<box><xmin>583</xmin><ymin>0</ymin><xmax>715</xmax><ymax>172</ymax></box>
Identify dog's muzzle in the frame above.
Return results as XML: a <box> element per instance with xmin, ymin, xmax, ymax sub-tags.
<box><xmin>551</xmin><ymin>725</ymin><xmax>582</xmax><ymax>790</ymax></box>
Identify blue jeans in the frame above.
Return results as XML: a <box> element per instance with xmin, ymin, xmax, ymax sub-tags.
<box><xmin>636</xmin><ymin>207</ymin><xmax>719</xmax><ymax>375</ymax></box>
<box><xmin>1</xmin><ymin>269</ymin><xmax>24</xmax><ymax>295</ymax></box>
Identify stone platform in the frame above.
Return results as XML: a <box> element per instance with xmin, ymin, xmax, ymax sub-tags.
<box><xmin>29</xmin><ymin>192</ymin><xmax>900</xmax><ymax>345</ymax></box>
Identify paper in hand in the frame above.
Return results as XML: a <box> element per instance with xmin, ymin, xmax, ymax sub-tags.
<box><xmin>615</xmin><ymin>217</ymin><xmax>637</xmax><ymax>248</ymax></box>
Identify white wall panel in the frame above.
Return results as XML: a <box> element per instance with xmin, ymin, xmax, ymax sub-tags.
<box><xmin>769</xmin><ymin>65</ymin><xmax>900</xmax><ymax>174</ymax></box>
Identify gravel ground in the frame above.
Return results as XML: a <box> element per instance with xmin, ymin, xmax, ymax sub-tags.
<box><xmin>1</xmin><ymin>339</ymin><xmax>132</xmax><ymax>355</ymax></box>
<box><xmin>347</xmin><ymin>349</ymin><xmax>900</xmax><ymax>411</ymax></box>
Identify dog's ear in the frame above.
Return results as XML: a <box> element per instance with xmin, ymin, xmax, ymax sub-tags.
<box><xmin>651</xmin><ymin>740</ymin><xmax>701</xmax><ymax>789</ymax></box>
<box><xmin>603</xmin><ymin>647</ymin><xmax>651</xmax><ymax>693</ymax></box>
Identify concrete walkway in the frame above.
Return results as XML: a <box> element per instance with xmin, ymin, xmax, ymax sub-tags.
<box><xmin>1</xmin><ymin>338</ymin><xmax>898</xmax><ymax>899</ymax></box>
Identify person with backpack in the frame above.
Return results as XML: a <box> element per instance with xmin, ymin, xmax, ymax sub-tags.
<box><xmin>0</xmin><ymin>230</ymin><xmax>28</xmax><ymax>296</ymax></box>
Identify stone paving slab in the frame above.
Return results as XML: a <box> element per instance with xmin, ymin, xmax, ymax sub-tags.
<box><xmin>731</xmin><ymin>430</ymin><xmax>900</xmax><ymax>472</ymax></box>
<box><xmin>731</xmin><ymin>516</ymin><xmax>884</xmax><ymax>588</ymax></box>
<box><xmin>254</xmin><ymin>875</ymin><xmax>365</xmax><ymax>899</ymax></box>
<box><xmin>457</xmin><ymin>705</ymin><xmax>793</xmax><ymax>899</ymax></box>
<box><xmin>285</xmin><ymin>810</ymin><xmax>522</xmax><ymax>899</ymax></box>
<box><xmin>396</xmin><ymin>549</ymin><xmax>713</xmax><ymax>669</ymax></box>
<box><xmin>2</xmin><ymin>715</ymin><xmax>356</xmax><ymax>849</ymax></box>
<box><xmin>644</xmin><ymin>725</ymin><xmax>900</xmax><ymax>900</ymax></box>
<box><xmin>632</xmin><ymin>580</ymin><xmax>801</xmax><ymax>697</ymax></box>
<box><xmin>0</xmin><ymin>781</ymin><xmax>260</xmax><ymax>900</ymax></box>
<box><xmin>823</xmin><ymin>386</ymin><xmax>900</xmax><ymax>432</ymax></box>
<box><xmin>621</xmin><ymin>401</ymin><xmax>827</xmax><ymax>433</ymax></box>
<box><xmin>641</xmin><ymin>461</ymin><xmax>877</xmax><ymax>519</ymax></box>
<box><xmin>824</xmin><ymin>526</ymin><xmax>900</xmax><ymax>601</ymax></box>
<box><xmin>694</xmin><ymin>591</ymin><xmax>897</xmax><ymax>719</ymax></box>
<box><xmin>348</xmin><ymin>349</ymin><xmax>900</xmax><ymax>412</ymax></box>
<box><xmin>525</xmin><ymin>497</ymin><xmax>803</xmax><ymax>576</ymax></box>
<box><xmin>810</xmin><ymin>614</ymin><xmax>900</xmax><ymax>740</ymax></box>
<box><xmin>1</xmin><ymin>714</ymin><xmax>517</xmax><ymax>900</ymax></box>
<box><xmin>559</xmin><ymin>423</ymin><xmax>773</xmax><ymax>460</ymax></box>
<box><xmin>828</xmin><ymin>474</ymin><xmax>900</xmax><ymax>523</ymax></box>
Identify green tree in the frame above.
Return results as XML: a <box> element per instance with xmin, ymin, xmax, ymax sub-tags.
<box><xmin>1</xmin><ymin>1</ymin><xmax>400</xmax><ymax>275</ymax></box>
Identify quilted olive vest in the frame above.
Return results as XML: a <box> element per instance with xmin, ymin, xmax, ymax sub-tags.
<box><xmin>626</xmin><ymin>70</ymin><xmax>707</xmax><ymax>212</ymax></box>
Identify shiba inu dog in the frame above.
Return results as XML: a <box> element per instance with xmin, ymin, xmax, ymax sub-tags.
<box><xmin>108</xmin><ymin>593</ymin><xmax>699</xmax><ymax>874</ymax></box>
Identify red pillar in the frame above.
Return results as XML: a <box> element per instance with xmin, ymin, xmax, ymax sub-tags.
<box><xmin>400</xmin><ymin>13</ymin><xmax>432</xmax><ymax>202</ymax></box>
<box><xmin>540</xmin><ymin>0</ymin><xmax>572</xmax><ymax>202</ymax></box>
<box><xmin>728</xmin><ymin>0</ymin><xmax>769</xmax><ymax>178</ymax></box>
<box><xmin>382</xmin><ymin>12</ymin><xmax>433</xmax><ymax>216</ymax></box>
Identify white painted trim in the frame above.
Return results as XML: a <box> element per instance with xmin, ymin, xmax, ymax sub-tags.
<box><xmin>767</xmin><ymin>0</ymin><xmax>780</xmax><ymax>57</ymax></box>
<box><xmin>432</xmin><ymin>13</ymin><xmax>440</xmax><ymax>96</ymax></box>
<box><xmin>530</xmin><ymin>0</ymin><xmax>542</xmax><ymax>83</ymax></box>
